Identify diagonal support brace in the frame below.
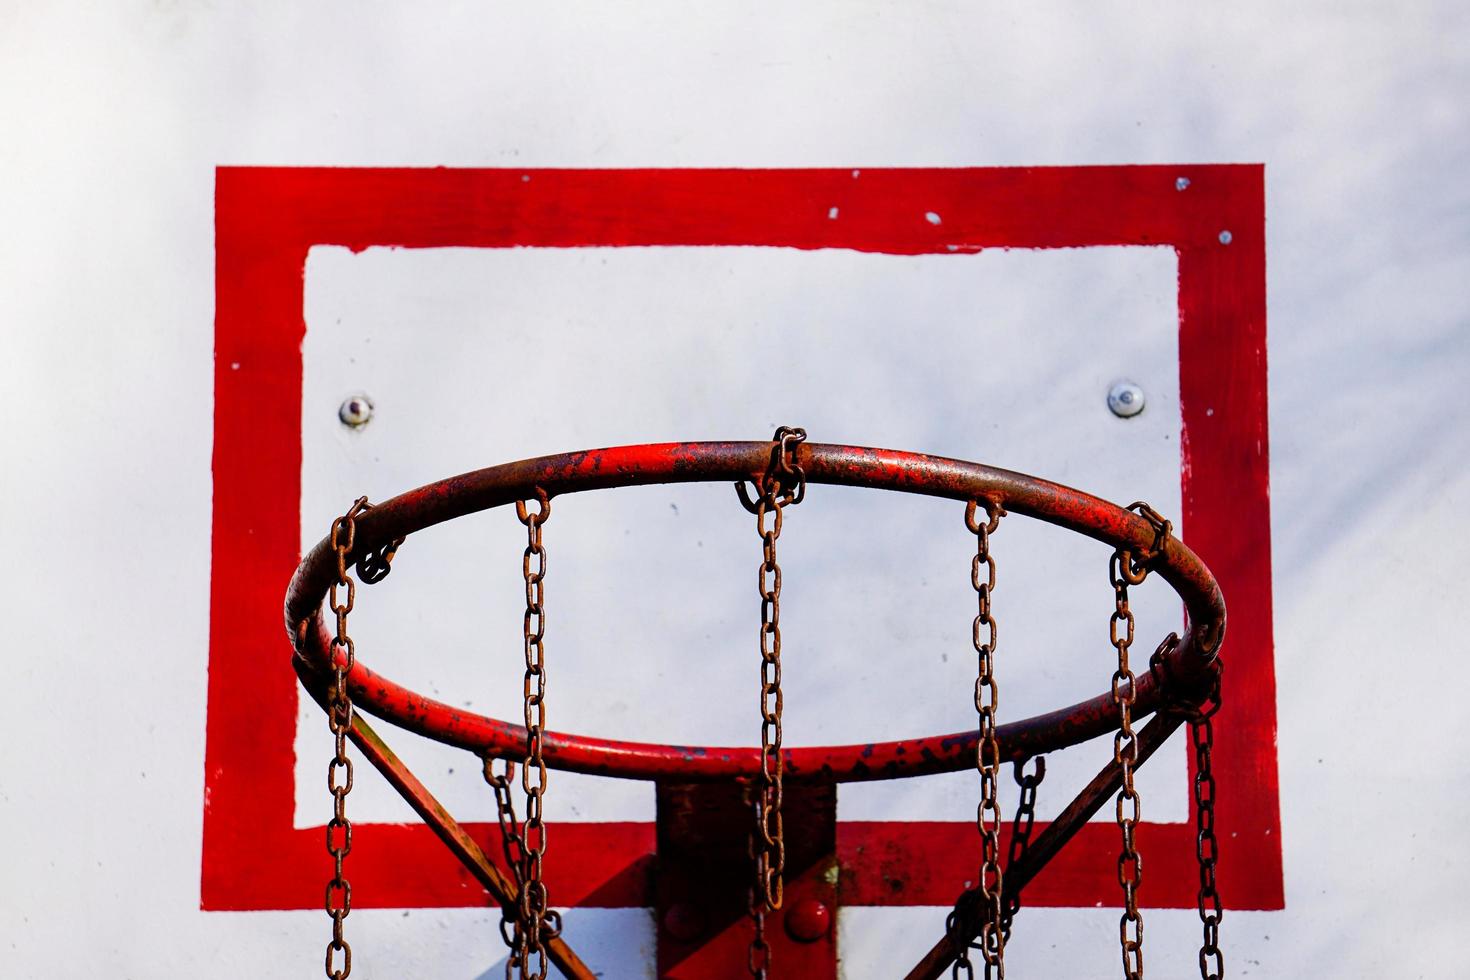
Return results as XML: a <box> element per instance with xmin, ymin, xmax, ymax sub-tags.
<box><xmin>904</xmin><ymin>711</ymin><xmax>1186</xmax><ymax>980</ymax></box>
<box><xmin>296</xmin><ymin>656</ymin><xmax>597</xmax><ymax>980</ymax></box>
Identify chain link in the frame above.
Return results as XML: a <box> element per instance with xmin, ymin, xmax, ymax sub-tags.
<box><xmin>1110</xmin><ymin>502</ymin><xmax>1172</xmax><ymax>980</ymax></box>
<box><xmin>322</xmin><ymin>498</ymin><xmax>371</xmax><ymax>980</ymax></box>
<box><xmin>739</xmin><ymin>426</ymin><xmax>806</xmax><ymax>978</ymax></box>
<box><xmin>952</xmin><ymin>499</ymin><xmax>1005</xmax><ymax>979</ymax></box>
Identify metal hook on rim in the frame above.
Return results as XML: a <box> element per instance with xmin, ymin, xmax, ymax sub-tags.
<box><xmin>1013</xmin><ymin>754</ymin><xmax>1046</xmax><ymax>785</ymax></box>
<box><xmin>515</xmin><ymin>486</ymin><xmax>552</xmax><ymax>526</ymax></box>
<box><xmin>965</xmin><ymin>497</ymin><xmax>1006</xmax><ymax>535</ymax></box>
<box><xmin>733</xmin><ymin>479</ymin><xmax>763</xmax><ymax>515</ymax></box>
<box><xmin>357</xmin><ymin>533</ymin><xmax>405</xmax><ymax>584</ymax></box>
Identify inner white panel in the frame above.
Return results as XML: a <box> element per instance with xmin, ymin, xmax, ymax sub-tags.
<box><xmin>295</xmin><ymin>243</ymin><xmax>1185</xmax><ymax>827</ymax></box>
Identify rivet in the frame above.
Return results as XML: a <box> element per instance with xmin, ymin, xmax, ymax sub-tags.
<box><xmin>1218</xmin><ymin>230</ymin><xmax>1233</xmax><ymax>245</ymax></box>
<box><xmin>338</xmin><ymin>394</ymin><xmax>374</xmax><ymax>428</ymax></box>
<box><xmin>785</xmin><ymin>898</ymin><xmax>832</xmax><ymax>942</ymax></box>
<box><xmin>1176</xmin><ymin>177</ymin><xmax>1191</xmax><ymax>191</ymax></box>
<box><xmin>925</xmin><ymin>211</ymin><xmax>942</xmax><ymax>225</ymax></box>
<box><xmin>1107</xmin><ymin>381</ymin><xmax>1146</xmax><ymax>419</ymax></box>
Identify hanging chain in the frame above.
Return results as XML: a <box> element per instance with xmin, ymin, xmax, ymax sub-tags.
<box><xmin>1147</xmin><ymin>629</ymin><xmax>1226</xmax><ymax>980</ymax></box>
<box><xmin>1111</xmin><ymin>549</ymin><xmax>1144</xmax><ymax>980</ymax></box>
<box><xmin>323</xmin><ymin>498</ymin><xmax>369</xmax><ymax>980</ymax></box>
<box><xmin>950</xmin><ymin>752</ymin><xmax>1045</xmax><ymax>963</ymax></box>
<box><xmin>737</xmin><ymin>426</ymin><xmax>807</xmax><ymax>979</ymax></box>
<box><xmin>746</xmin><ymin>788</ymin><xmax>772</xmax><ymax>980</ymax></box>
<box><xmin>502</xmin><ymin>489</ymin><xmax>557</xmax><ymax>979</ymax></box>
<box><xmin>1110</xmin><ymin>502</ymin><xmax>1172</xmax><ymax>980</ymax></box>
<box><xmin>1001</xmin><ymin>756</ymin><xmax>1046</xmax><ymax>940</ymax></box>
<box><xmin>1178</xmin><ymin>648</ymin><xmax>1225</xmax><ymax>980</ymax></box>
<box><xmin>949</xmin><ymin>499</ymin><xmax>1005</xmax><ymax>979</ymax></box>
<box><xmin>319</xmin><ymin>498</ymin><xmax>403</xmax><ymax>980</ymax></box>
<box><xmin>1193</xmin><ymin>687</ymin><xmax>1223</xmax><ymax>980</ymax></box>
<box><xmin>482</xmin><ymin>489</ymin><xmax>562</xmax><ymax>978</ymax></box>
<box><xmin>482</xmin><ymin>757</ymin><xmax>530</xmax><ymax>972</ymax></box>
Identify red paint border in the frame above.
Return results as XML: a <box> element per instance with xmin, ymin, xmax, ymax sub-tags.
<box><xmin>205</xmin><ymin>166</ymin><xmax>1281</xmax><ymax>911</ymax></box>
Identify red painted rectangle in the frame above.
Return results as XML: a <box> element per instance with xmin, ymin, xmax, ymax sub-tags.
<box><xmin>204</xmin><ymin>165</ymin><xmax>1281</xmax><ymax>911</ymax></box>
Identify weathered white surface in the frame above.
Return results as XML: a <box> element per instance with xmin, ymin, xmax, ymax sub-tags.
<box><xmin>2</xmin><ymin>2</ymin><xmax>1466</xmax><ymax>977</ymax></box>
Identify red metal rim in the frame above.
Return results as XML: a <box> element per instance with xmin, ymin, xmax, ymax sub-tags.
<box><xmin>287</xmin><ymin>441</ymin><xmax>1225</xmax><ymax>783</ymax></box>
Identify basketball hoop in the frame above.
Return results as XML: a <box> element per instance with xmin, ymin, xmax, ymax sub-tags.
<box><xmin>287</xmin><ymin>436</ymin><xmax>1226</xmax><ymax>980</ymax></box>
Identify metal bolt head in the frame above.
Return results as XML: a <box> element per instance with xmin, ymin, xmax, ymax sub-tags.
<box><xmin>784</xmin><ymin>898</ymin><xmax>832</xmax><ymax>942</ymax></box>
<box><xmin>1218</xmin><ymin>230</ymin><xmax>1233</xmax><ymax>245</ymax></box>
<box><xmin>1107</xmin><ymin>381</ymin><xmax>1146</xmax><ymax>418</ymax></box>
<box><xmin>1175</xmin><ymin>176</ymin><xmax>1191</xmax><ymax>191</ymax></box>
<box><xmin>338</xmin><ymin>394</ymin><xmax>374</xmax><ymax>428</ymax></box>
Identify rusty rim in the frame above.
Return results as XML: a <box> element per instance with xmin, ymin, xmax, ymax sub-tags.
<box><xmin>287</xmin><ymin>441</ymin><xmax>1224</xmax><ymax>784</ymax></box>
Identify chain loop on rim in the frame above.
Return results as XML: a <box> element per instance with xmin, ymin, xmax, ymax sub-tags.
<box><xmin>740</xmin><ymin>426</ymin><xmax>806</xmax><ymax>978</ymax></box>
<box><xmin>1118</xmin><ymin>501</ymin><xmax>1172</xmax><ymax>586</ymax></box>
<box><xmin>355</xmin><ymin>531</ymin><xmax>406</xmax><ymax>584</ymax></box>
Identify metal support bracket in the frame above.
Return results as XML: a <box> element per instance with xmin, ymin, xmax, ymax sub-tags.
<box><xmin>655</xmin><ymin>781</ymin><xmax>838</xmax><ymax>979</ymax></box>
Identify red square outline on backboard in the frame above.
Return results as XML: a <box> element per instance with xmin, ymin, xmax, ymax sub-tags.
<box><xmin>205</xmin><ymin>166</ymin><xmax>1282</xmax><ymax>911</ymax></box>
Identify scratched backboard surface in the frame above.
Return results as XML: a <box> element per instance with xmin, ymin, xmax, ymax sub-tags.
<box><xmin>3</xmin><ymin>4</ymin><xmax>1467</xmax><ymax>979</ymax></box>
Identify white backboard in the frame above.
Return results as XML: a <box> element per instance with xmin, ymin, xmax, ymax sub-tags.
<box><xmin>2</xmin><ymin>4</ymin><xmax>1466</xmax><ymax>978</ymax></box>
